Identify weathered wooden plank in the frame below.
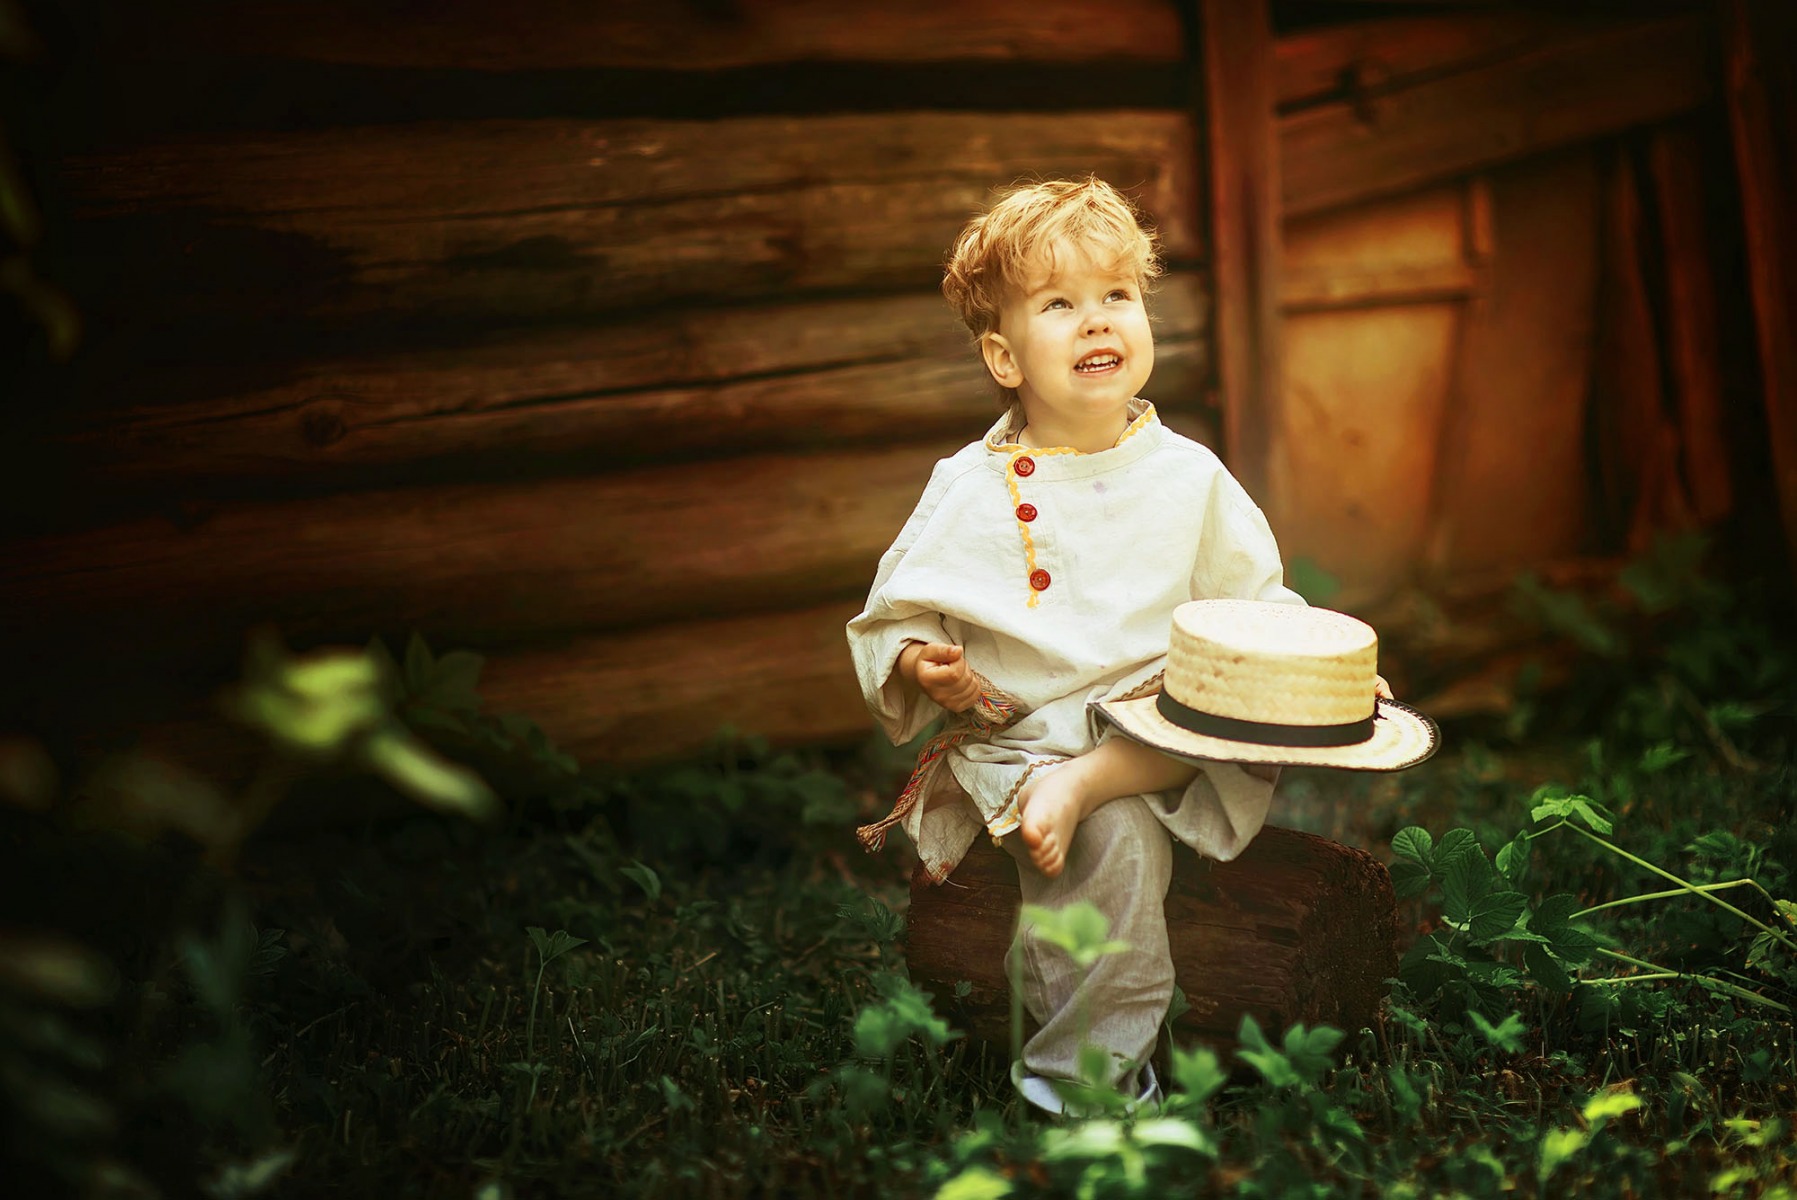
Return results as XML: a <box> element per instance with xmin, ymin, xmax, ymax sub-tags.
<box><xmin>1593</xmin><ymin>145</ymin><xmax>1695</xmax><ymax>551</ymax></box>
<box><xmin>1276</xmin><ymin>302</ymin><xmax>1459</xmax><ymax>606</ymax></box>
<box><xmin>1201</xmin><ymin>0</ymin><xmax>1283</xmax><ymax>502</ymax></box>
<box><xmin>1275</xmin><ymin>10</ymin><xmax>1580</xmax><ymax>111</ymax></box>
<box><xmin>1426</xmin><ymin>152</ymin><xmax>1600</xmax><ymax>573</ymax></box>
<box><xmin>906</xmin><ymin>829</ymin><xmax>1398</xmax><ymax>1050</ymax></box>
<box><xmin>0</xmin><ymin>442</ymin><xmax>951</xmax><ymax>670</ymax></box>
<box><xmin>1274</xmin><ymin>182</ymin><xmax>1467</xmax><ymax>601</ymax></box>
<box><xmin>1722</xmin><ymin>0</ymin><xmax>1797</xmax><ymax>563</ymax></box>
<box><xmin>1280</xmin><ymin>14</ymin><xmax>1713</xmax><ymax>217</ymax></box>
<box><xmin>57</xmin><ymin>112</ymin><xmax>1201</xmax><ymax>332</ymax></box>
<box><xmin>477</xmin><ymin>602</ymin><xmax>870</xmax><ymax>766</ymax></box>
<box><xmin>1282</xmin><ymin>183</ymin><xmax>1480</xmax><ymax>313</ymax></box>
<box><xmin>49</xmin><ymin>276</ymin><xmax>1209</xmax><ymax>490</ymax></box>
<box><xmin>167</xmin><ymin>0</ymin><xmax>1186</xmax><ymax>71</ymax></box>
<box><xmin>1648</xmin><ymin>123</ymin><xmax>1733</xmax><ymax>525</ymax></box>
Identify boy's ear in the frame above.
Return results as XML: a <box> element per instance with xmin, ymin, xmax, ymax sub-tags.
<box><xmin>980</xmin><ymin>332</ymin><xmax>1024</xmax><ymax>389</ymax></box>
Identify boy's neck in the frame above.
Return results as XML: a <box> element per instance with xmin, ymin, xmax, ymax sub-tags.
<box><xmin>1017</xmin><ymin>409</ymin><xmax>1132</xmax><ymax>454</ymax></box>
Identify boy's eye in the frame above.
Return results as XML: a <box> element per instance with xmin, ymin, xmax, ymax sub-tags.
<box><xmin>1107</xmin><ymin>289</ymin><xmax>1133</xmax><ymax>302</ymax></box>
<box><xmin>1043</xmin><ymin>298</ymin><xmax>1070</xmax><ymax>311</ymax></box>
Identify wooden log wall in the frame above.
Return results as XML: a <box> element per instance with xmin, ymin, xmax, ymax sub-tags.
<box><xmin>0</xmin><ymin>0</ymin><xmax>1774</xmax><ymax>765</ymax></box>
<box><xmin>0</xmin><ymin>1</ymin><xmax>1209</xmax><ymax>764</ymax></box>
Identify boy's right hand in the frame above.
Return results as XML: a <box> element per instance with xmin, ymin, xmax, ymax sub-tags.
<box><xmin>899</xmin><ymin>642</ymin><xmax>982</xmax><ymax>713</ymax></box>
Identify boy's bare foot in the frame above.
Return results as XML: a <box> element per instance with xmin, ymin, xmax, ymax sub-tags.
<box><xmin>1018</xmin><ymin>765</ymin><xmax>1097</xmax><ymax>878</ymax></box>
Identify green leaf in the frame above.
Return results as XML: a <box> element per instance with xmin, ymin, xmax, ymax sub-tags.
<box><xmin>1582</xmin><ymin>1088</ymin><xmax>1642</xmax><ymax>1126</ymax></box>
<box><xmin>1022</xmin><ymin>902</ymin><xmax>1131</xmax><ymax>969</ymax></box>
<box><xmin>1531</xmin><ymin>893</ymin><xmax>1581</xmax><ymax>934</ymax></box>
<box><xmin>1042</xmin><ymin>1119</ymin><xmax>1128</xmax><ymax>1160</ymax></box>
<box><xmin>1531</xmin><ymin>792</ymin><xmax>1580</xmax><ymax>824</ymax></box>
<box><xmin>1469</xmin><ymin>1010</ymin><xmax>1528</xmax><ymax>1053</ymax></box>
<box><xmin>1495</xmin><ymin>835</ymin><xmax>1532</xmax><ymax>884</ymax></box>
<box><xmin>204</xmin><ymin>1148</ymin><xmax>299</xmax><ymax>1200</ymax></box>
<box><xmin>1387</xmin><ymin>1065</ymin><xmax>1424</xmax><ymax>1123</ymax></box>
<box><xmin>362</xmin><ymin>728</ymin><xmax>499</xmax><ymax>820</ymax></box>
<box><xmin>1284</xmin><ymin>1023</ymin><xmax>1344</xmax><ymax>1082</ymax></box>
<box><xmin>1391</xmin><ymin>826</ymin><xmax>1433</xmax><ymax>866</ymax></box>
<box><xmin>1441</xmin><ymin>848</ymin><xmax>1498</xmax><ymax>928</ymax></box>
<box><xmin>853</xmin><ymin>1006</ymin><xmax>905</xmax><ymax>1059</ymax></box>
<box><xmin>404</xmin><ymin>632</ymin><xmax>435</xmax><ymax>696</ymax></box>
<box><xmin>1170</xmin><ymin>1044</ymin><xmax>1226</xmax><ymax>1104</ymax></box>
<box><xmin>1524</xmin><ymin>942</ymin><xmax>1575</xmax><ymax>992</ymax></box>
<box><xmin>1637</xmin><ymin>743</ymin><xmax>1689</xmax><ymax>774</ymax></box>
<box><xmin>1435</xmin><ymin>828</ymin><xmax>1480</xmax><ymax>868</ymax></box>
<box><xmin>415</xmin><ymin>649</ymin><xmax>486</xmax><ymax>714</ymax></box>
<box><xmin>659</xmin><ymin>1074</ymin><xmax>693</xmax><ymax>1113</ymax></box>
<box><xmin>1236</xmin><ymin>1014</ymin><xmax>1300</xmax><ymax>1088</ymax></box>
<box><xmin>283</xmin><ymin>652</ymin><xmax>379</xmax><ymax>701</ymax></box>
<box><xmin>935</xmin><ymin>1167</ymin><xmax>1013</xmax><ymax>1200</ymax></box>
<box><xmin>1164</xmin><ymin>983</ymin><xmax>1192</xmax><ymax>1029</ymax></box>
<box><xmin>524</xmin><ymin>926</ymin><xmax>585</xmax><ymax>968</ymax></box>
<box><xmin>1467</xmin><ymin>890</ymin><xmax>1528</xmax><ymax>943</ymax></box>
<box><xmin>1131</xmin><ymin>1117</ymin><xmax>1214</xmax><ymax>1155</ymax></box>
<box><xmin>1538</xmin><ymin>1127</ymin><xmax>1587</xmax><ymax>1181</ymax></box>
<box><xmin>1569</xmin><ymin>797</ymin><xmax>1614</xmax><ymax>835</ymax></box>
<box><xmin>1389</xmin><ymin>858</ymin><xmax>1432</xmax><ymax>900</ymax></box>
<box><xmin>621</xmin><ymin>860</ymin><xmax>662</xmax><ymax>903</ymax></box>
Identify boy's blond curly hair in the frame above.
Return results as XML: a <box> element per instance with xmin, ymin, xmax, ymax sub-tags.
<box><xmin>942</xmin><ymin>176</ymin><xmax>1163</xmax><ymax>341</ymax></box>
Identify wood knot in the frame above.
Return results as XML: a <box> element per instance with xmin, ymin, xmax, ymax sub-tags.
<box><xmin>299</xmin><ymin>398</ymin><xmax>350</xmax><ymax>448</ymax></box>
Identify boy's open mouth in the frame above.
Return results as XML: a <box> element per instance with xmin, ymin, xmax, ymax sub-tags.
<box><xmin>1075</xmin><ymin>352</ymin><xmax>1122</xmax><ymax>373</ymax></box>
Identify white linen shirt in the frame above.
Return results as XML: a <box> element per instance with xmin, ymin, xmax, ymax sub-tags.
<box><xmin>847</xmin><ymin>401</ymin><xmax>1306</xmax><ymax>881</ymax></box>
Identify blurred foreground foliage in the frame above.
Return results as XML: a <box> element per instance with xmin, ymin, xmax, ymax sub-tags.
<box><xmin>0</xmin><ymin>532</ymin><xmax>1794</xmax><ymax>1197</ymax></box>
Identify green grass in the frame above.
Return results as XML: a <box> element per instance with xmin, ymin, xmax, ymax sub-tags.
<box><xmin>206</xmin><ymin>734</ymin><xmax>1791</xmax><ymax>1200</ymax></box>
<box><xmin>6</xmin><ymin>546</ymin><xmax>1797</xmax><ymax>1197</ymax></box>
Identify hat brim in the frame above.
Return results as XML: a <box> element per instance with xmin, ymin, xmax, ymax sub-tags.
<box><xmin>1095</xmin><ymin>694</ymin><xmax>1439</xmax><ymax>772</ymax></box>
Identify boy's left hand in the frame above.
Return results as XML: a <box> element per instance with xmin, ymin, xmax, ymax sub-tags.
<box><xmin>1375</xmin><ymin>674</ymin><xmax>1393</xmax><ymax>701</ymax></box>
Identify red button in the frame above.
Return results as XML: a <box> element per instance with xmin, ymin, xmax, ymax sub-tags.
<box><xmin>1013</xmin><ymin>456</ymin><xmax>1036</xmax><ymax>477</ymax></box>
<box><xmin>1029</xmin><ymin>568</ymin><xmax>1052</xmax><ymax>592</ymax></box>
<box><xmin>1016</xmin><ymin>503</ymin><xmax>1038</xmax><ymax>522</ymax></box>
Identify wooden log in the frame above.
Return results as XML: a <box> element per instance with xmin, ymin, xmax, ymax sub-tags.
<box><xmin>155</xmin><ymin>0</ymin><xmax>1186</xmax><ymax>71</ymax></box>
<box><xmin>1280</xmin><ymin>14</ymin><xmax>1713</xmax><ymax>217</ymax></box>
<box><xmin>904</xmin><ymin>828</ymin><xmax>1399</xmax><ymax>1049</ymax></box>
<box><xmin>46</xmin><ymin>276</ymin><xmax>1209</xmax><ymax>492</ymax></box>
<box><xmin>56</xmin><ymin>112</ymin><xmax>1200</xmax><ymax>335</ymax></box>
<box><xmin>1201</xmin><ymin>0</ymin><xmax>1283</xmax><ymax>502</ymax></box>
<box><xmin>0</xmin><ymin>442</ymin><xmax>951</xmax><ymax>672</ymax></box>
<box><xmin>1275</xmin><ymin>11</ymin><xmax>1581</xmax><ymax>112</ymax></box>
<box><xmin>477</xmin><ymin>601</ymin><xmax>869</xmax><ymax>765</ymax></box>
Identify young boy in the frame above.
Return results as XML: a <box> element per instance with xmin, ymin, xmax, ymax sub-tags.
<box><xmin>846</xmin><ymin>177</ymin><xmax>1307</xmax><ymax>1112</ymax></box>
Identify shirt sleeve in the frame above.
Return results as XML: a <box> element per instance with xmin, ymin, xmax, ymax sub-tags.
<box><xmin>845</xmin><ymin>463</ymin><xmax>957</xmax><ymax>745</ymax></box>
<box><xmin>1193</xmin><ymin>464</ymin><xmax>1308</xmax><ymax>607</ymax></box>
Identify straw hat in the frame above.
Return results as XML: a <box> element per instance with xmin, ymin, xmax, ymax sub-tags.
<box><xmin>1097</xmin><ymin>599</ymin><xmax>1438</xmax><ymax>771</ymax></box>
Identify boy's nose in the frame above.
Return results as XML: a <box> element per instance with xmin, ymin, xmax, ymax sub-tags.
<box><xmin>1083</xmin><ymin>310</ymin><xmax>1112</xmax><ymax>334</ymax></box>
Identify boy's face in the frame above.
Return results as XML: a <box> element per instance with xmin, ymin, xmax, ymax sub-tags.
<box><xmin>980</xmin><ymin>241</ymin><xmax>1154</xmax><ymax>442</ymax></box>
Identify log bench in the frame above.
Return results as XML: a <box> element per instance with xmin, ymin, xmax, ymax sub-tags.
<box><xmin>904</xmin><ymin>825</ymin><xmax>1399</xmax><ymax>1049</ymax></box>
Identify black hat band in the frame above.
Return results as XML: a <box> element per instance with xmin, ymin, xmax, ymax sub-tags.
<box><xmin>1154</xmin><ymin>690</ymin><xmax>1376</xmax><ymax>748</ymax></box>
